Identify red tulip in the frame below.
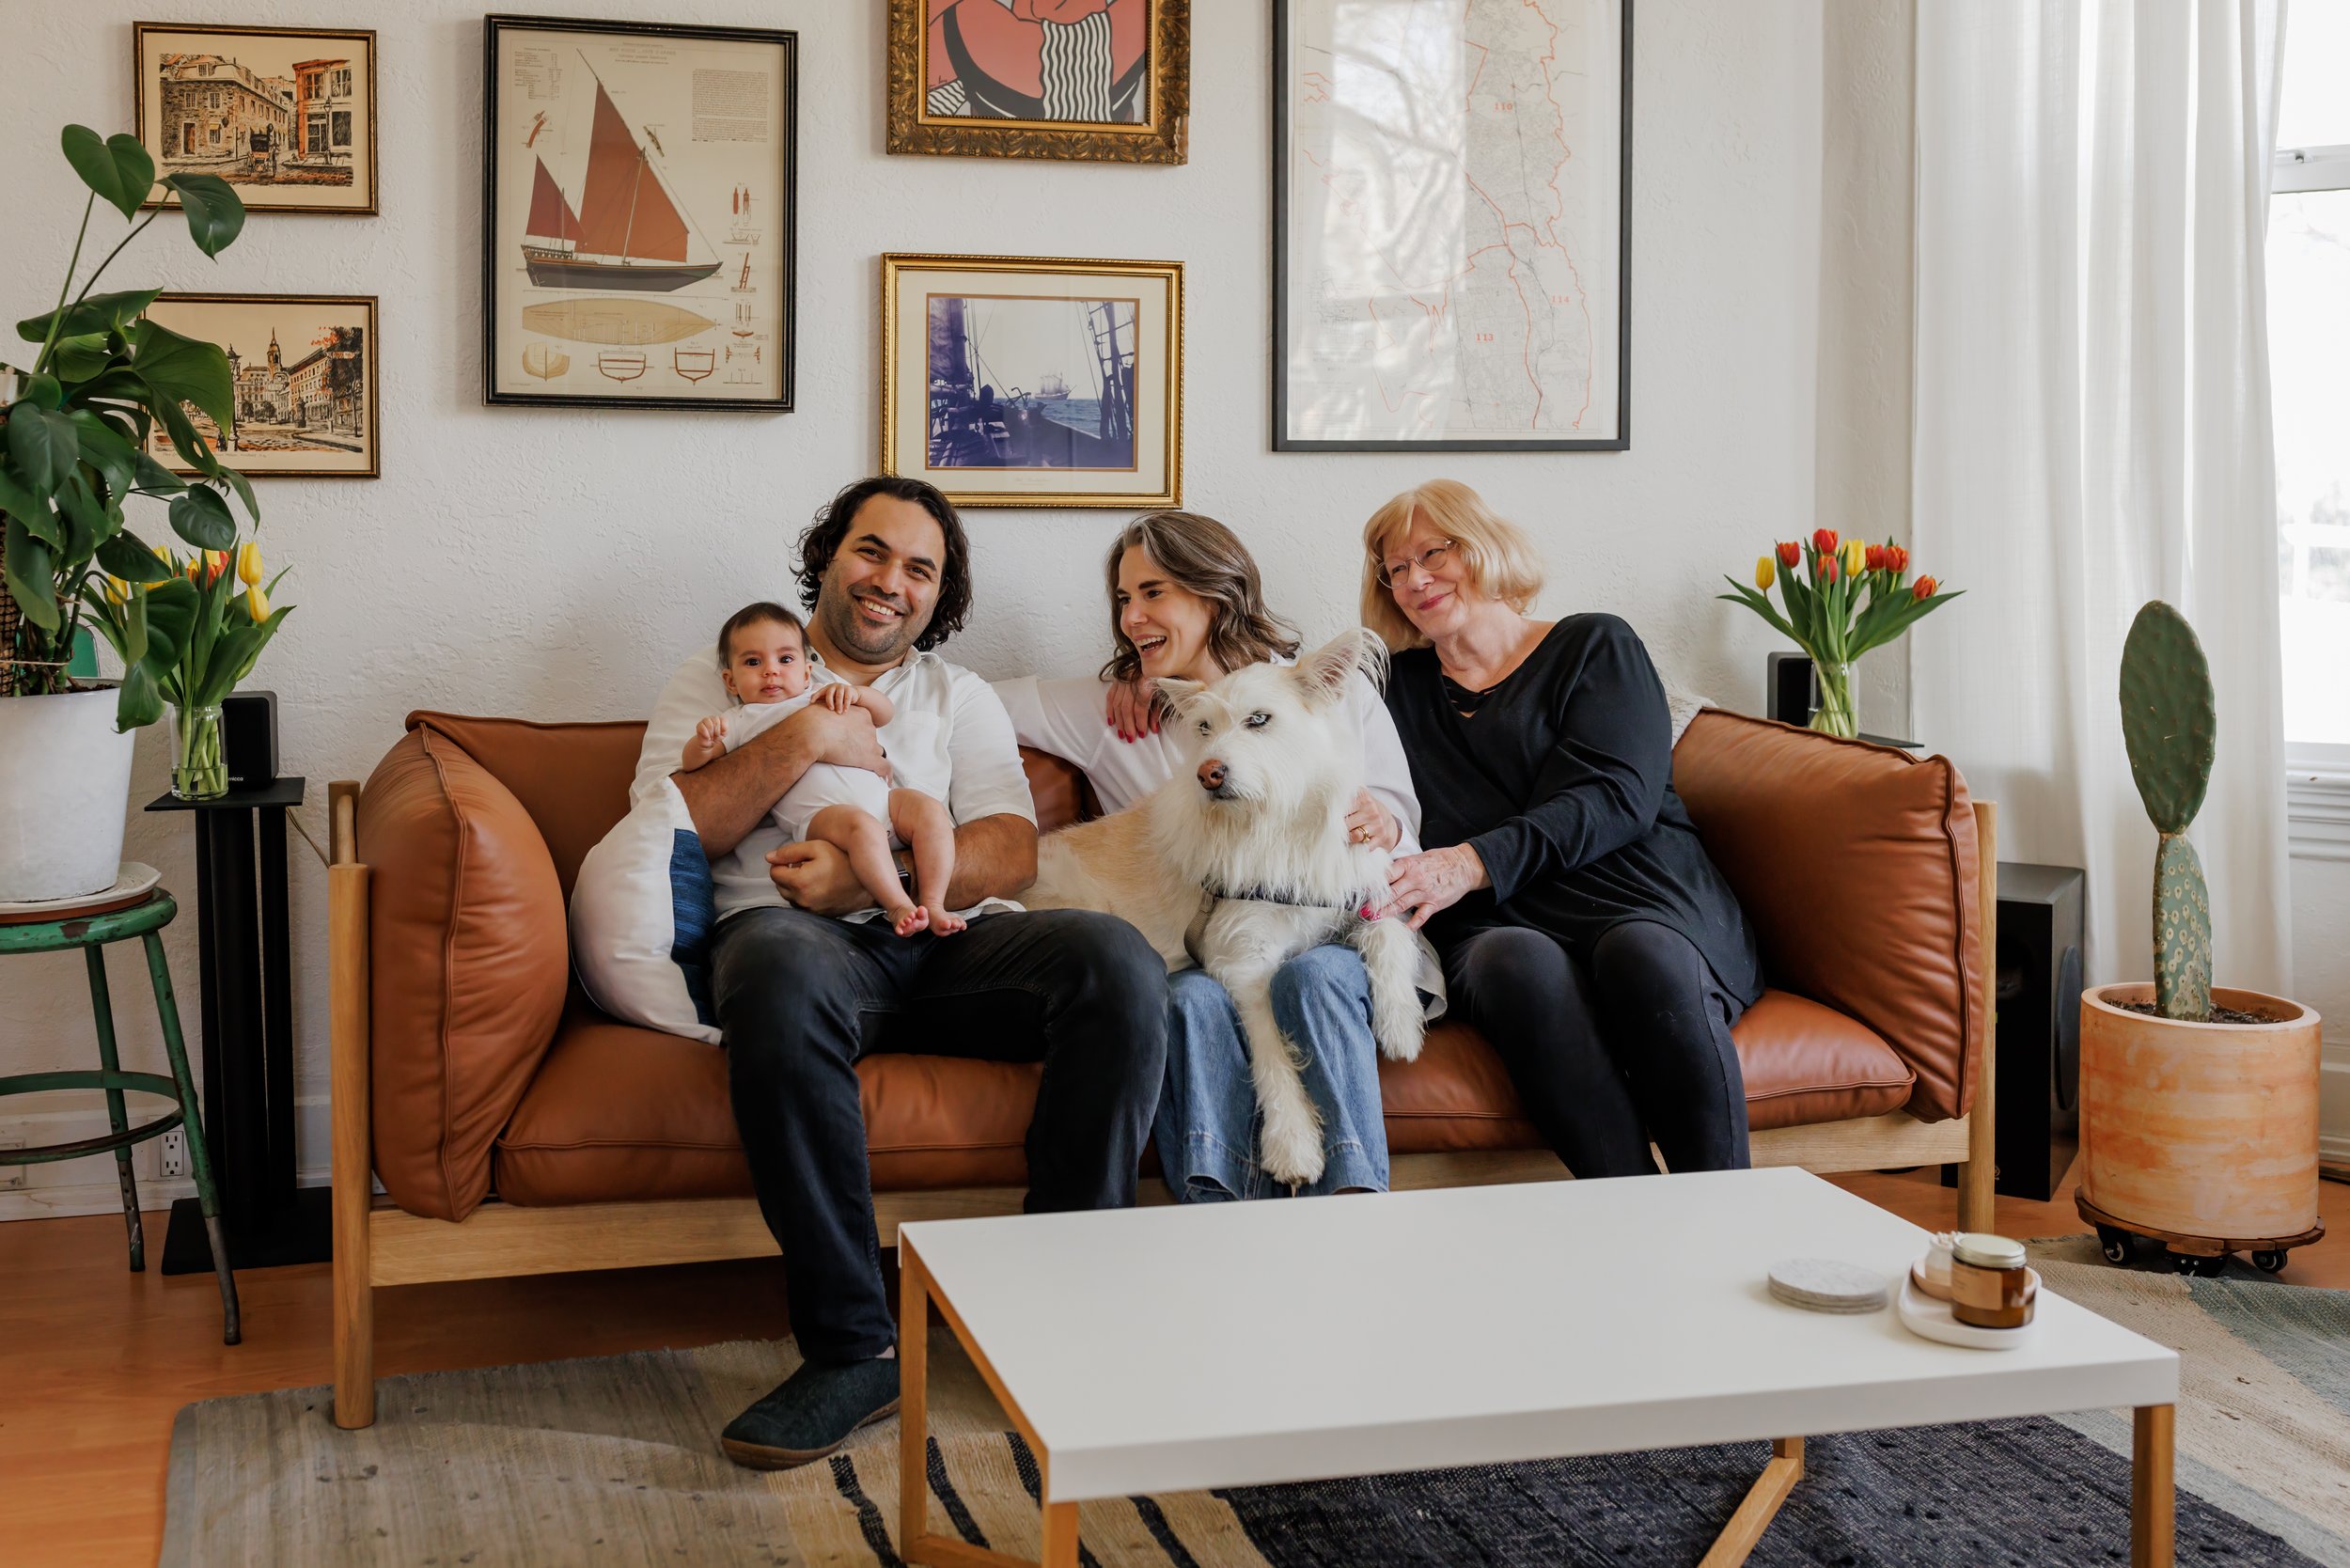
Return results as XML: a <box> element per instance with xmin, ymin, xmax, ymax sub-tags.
<box><xmin>1913</xmin><ymin>575</ymin><xmax>1937</xmax><ymax>601</ymax></box>
<box><xmin>1821</xmin><ymin>557</ymin><xmax>1840</xmax><ymax>586</ymax></box>
<box><xmin>1865</xmin><ymin>544</ymin><xmax>1887</xmax><ymax>572</ymax></box>
<box><xmin>1886</xmin><ymin>544</ymin><xmax>1909</xmax><ymax>574</ymax></box>
<box><xmin>1812</xmin><ymin>528</ymin><xmax>1839</xmax><ymax>556</ymax></box>
<box><xmin>1777</xmin><ymin>541</ymin><xmax>1800</xmax><ymax>570</ymax></box>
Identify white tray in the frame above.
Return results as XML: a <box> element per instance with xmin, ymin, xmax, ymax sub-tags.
<box><xmin>0</xmin><ymin>862</ymin><xmax>159</xmax><ymax>917</ymax></box>
<box><xmin>1897</xmin><ymin>1269</ymin><xmax>2041</xmax><ymax>1350</ymax></box>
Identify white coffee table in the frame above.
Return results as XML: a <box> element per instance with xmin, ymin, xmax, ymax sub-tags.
<box><xmin>897</xmin><ymin>1167</ymin><xmax>2181</xmax><ymax>1567</ymax></box>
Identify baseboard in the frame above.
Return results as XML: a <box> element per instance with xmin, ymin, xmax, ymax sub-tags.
<box><xmin>2324</xmin><ymin>1045</ymin><xmax>2349</xmax><ymax>1164</ymax></box>
<box><xmin>0</xmin><ymin>1097</ymin><xmax>334</xmax><ymax>1223</ymax></box>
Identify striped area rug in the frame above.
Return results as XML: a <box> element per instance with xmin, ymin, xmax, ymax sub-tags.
<box><xmin>163</xmin><ymin>1241</ymin><xmax>2350</xmax><ymax>1566</ymax></box>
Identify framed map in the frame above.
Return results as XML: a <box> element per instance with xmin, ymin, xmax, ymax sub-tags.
<box><xmin>1274</xmin><ymin>0</ymin><xmax>1630</xmax><ymax>451</ymax></box>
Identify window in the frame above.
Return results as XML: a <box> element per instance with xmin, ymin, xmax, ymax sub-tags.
<box><xmin>334</xmin><ymin>68</ymin><xmax>352</xmax><ymax>97</ymax></box>
<box><xmin>332</xmin><ymin>110</ymin><xmax>352</xmax><ymax>149</ymax></box>
<box><xmin>2270</xmin><ymin>8</ymin><xmax>2350</xmax><ymax>769</ymax></box>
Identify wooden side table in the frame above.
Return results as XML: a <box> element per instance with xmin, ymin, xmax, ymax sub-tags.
<box><xmin>0</xmin><ymin>890</ymin><xmax>241</xmax><ymax>1342</ymax></box>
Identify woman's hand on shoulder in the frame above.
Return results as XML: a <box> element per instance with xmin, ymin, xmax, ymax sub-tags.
<box><xmin>1104</xmin><ymin>675</ymin><xmax>1164</xmax><ymax>743</ymax></box>
<box><xmin>1373</xmin><ymin>844</ymin><xmax>1489</xmax><ymax>931</ymax></box>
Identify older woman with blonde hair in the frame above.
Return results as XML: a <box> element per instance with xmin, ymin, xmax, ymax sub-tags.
<box><xmin>1364</xmin><ymin>480</ymin><xmax>1762</xmax><ymax>1176</ymax></box>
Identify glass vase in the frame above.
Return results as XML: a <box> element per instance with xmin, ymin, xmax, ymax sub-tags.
<box><xmin>1809</xmin><ymin>660</ymin><xmax>1860</xmax><ymax>740</ymax></box>
<box><xmin>171</xmin><ymin>702</ymin><xmax>229</xmax><ymax>800</ymax></box>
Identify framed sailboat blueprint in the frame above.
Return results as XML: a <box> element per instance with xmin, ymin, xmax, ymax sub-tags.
<box><xmin>483</xmin><ymin>16</ymin><xmax>795</xmax><ymax>409</ymax></box>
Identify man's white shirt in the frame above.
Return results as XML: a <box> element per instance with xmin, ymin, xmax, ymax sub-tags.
<box><xmin>635</xmin><ymin>645</ymin><xmax>1036</xmax><ymax>922</ymax></box>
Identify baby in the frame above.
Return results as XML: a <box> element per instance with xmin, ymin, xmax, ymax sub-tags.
<box><xmin>681</xmin><ymin>602</ymin><xmax>963</xmax><ymax>936</ymax></box>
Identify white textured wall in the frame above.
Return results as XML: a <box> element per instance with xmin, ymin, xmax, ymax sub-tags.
<box><xmin>0</xmin><ymin>0</ymin><xmax>1827</xmax><ymax>1204</ymax></box>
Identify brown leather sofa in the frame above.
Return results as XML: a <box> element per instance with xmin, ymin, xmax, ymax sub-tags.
<box><xmin>325</xmin><ymin>708</ymin><xmax>1996</xmax><ymax>1428</ymax></box>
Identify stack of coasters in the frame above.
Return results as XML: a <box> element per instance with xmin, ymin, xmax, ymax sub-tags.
<box><xmin>1766</xmin><ymin>1258</ymin><xmax>1890</xmax><ymax>1313</ymax></box>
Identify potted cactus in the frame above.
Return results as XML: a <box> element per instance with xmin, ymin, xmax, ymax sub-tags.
<box><xmin>2076</xmin><ymin>602</ymin><xmax>2325</xmax><ymax>1276</ymax></box>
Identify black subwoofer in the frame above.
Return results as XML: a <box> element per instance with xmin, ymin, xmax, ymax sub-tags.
<box><xmin>1991</xmin><ymin>862</ymin><xmax>2086</xmax><ymax>1200</ymax></box>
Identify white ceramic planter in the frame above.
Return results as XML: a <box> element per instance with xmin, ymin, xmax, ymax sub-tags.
<box><xmin>0</xmin><ymin>684</ymin><xmax>137</xmax><ymax>902</ymax></box>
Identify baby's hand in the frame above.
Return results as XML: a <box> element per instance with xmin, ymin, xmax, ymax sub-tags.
<box><xmin>812</xmin><ymin>682</ymin><xmax>857</xmax><ymax>714</ymax></box>
<box><xmin>691</xmin><ymin>715</ymin><xmax>727</xmax><ymax>756</ymax></box>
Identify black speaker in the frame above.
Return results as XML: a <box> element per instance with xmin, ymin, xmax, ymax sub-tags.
<box><xmin>1990</xmin><ymin>862</ymin><xmax>2086</xmax><ymax>1200</ymax></box>
<box><xmin>222</xmin><ymin>688</ymin><xmax>279</xmax><ymax>790</ymax></box>
<box><xmin>1766</xmin><ymin>651</ymin><xmax>1814</xmax><ymax>725</ymax></box>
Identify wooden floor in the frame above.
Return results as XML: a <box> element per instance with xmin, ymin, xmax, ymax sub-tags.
<box><xmin>4</xmin><ymin>1168</ymin><xmax>2344</xmax><ymax>1568</ymax></box>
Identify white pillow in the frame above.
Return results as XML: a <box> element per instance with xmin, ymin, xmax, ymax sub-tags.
<box><xmin>569</xmin><ymin>776</ymin><xmax>721</xmax><ymax>1044</ymax></box>
<box><xmin>1662</xmin><ymin>679</ymin><xmax>1712</xmax><ymax>747</ymax></box>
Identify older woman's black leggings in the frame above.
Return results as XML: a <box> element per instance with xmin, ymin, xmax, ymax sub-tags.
<box><xmin>1442</xmin><ymin>919</ymin><xmax>1750</xmax><ymax>1177</ymax></box>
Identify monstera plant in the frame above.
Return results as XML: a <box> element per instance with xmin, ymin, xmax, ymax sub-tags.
<box><xmin>0</xmin><ymin>125</ymin><xmax>260</xmax><ymax>902</ymax></box>
<box><xmin>1</xmin><ymin>124</ymin><xmax>256</xmax><ymax>719</ymax></box>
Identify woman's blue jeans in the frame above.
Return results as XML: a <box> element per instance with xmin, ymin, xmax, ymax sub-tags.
<box><xmin>1157</xmin><ymin>944</ymin><xmax>1391</xmax><ymax>1200</ymax></box>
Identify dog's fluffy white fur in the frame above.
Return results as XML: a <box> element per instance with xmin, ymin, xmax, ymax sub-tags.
<box><xmin>1022</xmin><ymin>631</ymin><xmax>1425</xmax><ymax>1185</ymax></box>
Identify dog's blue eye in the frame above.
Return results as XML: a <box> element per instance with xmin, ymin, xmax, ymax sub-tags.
<box><xmin>1246</xmin><ymin>712</ymin><xmax>1271</xmax><ymax>729</ymax></box>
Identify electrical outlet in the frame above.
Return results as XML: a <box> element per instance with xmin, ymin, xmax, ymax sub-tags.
<box><xmin>0</xmin><ymin>1132</ymin><xmax>25</xmax><ymax>1191</ymax></box>
<box><xmin>158</xmin><ymin>1127</ymin><xmax>189</xmax><ymax>1180</ymax></box>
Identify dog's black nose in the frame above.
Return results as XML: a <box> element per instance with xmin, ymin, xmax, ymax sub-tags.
<box><xmin>1197</xmin><ymin>760</ymin><xmax>1227</xmax><ymax>792</ymax></box>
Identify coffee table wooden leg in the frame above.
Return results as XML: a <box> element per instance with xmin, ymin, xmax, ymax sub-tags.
<box><xmin>2134</xmin><ymin>1404</ymin><xmax>2174</xmax><ymax>1568</ymax></box>
<box><xmin>1040</xmin><ymin>1499</ymin><xmax>1080</xmax><ymax>1568</ymax></box>
<box><xmin>901</xmin><ymin>1243</ymin><xmax>932</xmax><ymax>1560</ymax></box>
<box><xmin>1699</xmin><ymin>1436</ymin><xmax>1805</xmax><ymax>1568</ymax></box>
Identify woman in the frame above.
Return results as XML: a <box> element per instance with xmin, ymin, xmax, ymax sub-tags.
<box><xmin>1364</xmin><ymin>480</ymin><xmax>1762</xmax><ymax>1175</ymax></box>
<box><xmin>997</xmin><ymin>510</ymin><xmax>1429</xmax><ymax>1200</ymax></box>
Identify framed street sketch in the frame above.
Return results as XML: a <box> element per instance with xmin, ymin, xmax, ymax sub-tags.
<box><xmin>133</xmin><ymin>24</ymin><xmax>379</xmax><ymax>216</ymax></box>
<box><xmin>886</xmin><ymin>0</ymin><xmax>1188</xmax><ymax>165</ymax></box>
<box><xmin>1273</xmin><ymin>0</ymin><xmax>1631</xmax><ymax>451</ymax></box>
<box><xmin>881</xmin><ymin>254</ymin><xmax>1182</xmax><ymax>509</ymax></box>
<box><xmin>143</xmin><ymin>294</ymin><xmax>379</xmax><ymax>478</ymax></box>
<box><xmin>482</xmin><ymin>15</ymin><xmax>796</xmax><ymax>410</ymax></box>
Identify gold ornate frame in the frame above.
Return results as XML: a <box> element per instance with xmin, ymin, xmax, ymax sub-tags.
<box><xmin>133</xmin><ymin>23</ymin><xmax>381</xmax><ymax>217</ymax></box>
<box><xmin>881</xmin><ymin>253</ymin><xmax>1183</xmax><ymax>510</ymax></box>
<box><xmin>885</xmin><ymin>0</ymin><xmax>1188</xmax><ymax>165</ymax></box>
<box><xmin>147</xmin><ymin>292</ymin><xmax>381</xmax><ymax>480</ymax></box>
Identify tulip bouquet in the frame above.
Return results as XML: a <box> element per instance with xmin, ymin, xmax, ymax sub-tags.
<box><xmin>1718</xmin><ymin>530</ymin><xmax>1958</xmax><ymax>739</ymax></box>
<box><xmin>81</xmin><ymin>539</ymin><xmax>290</xmax><ymax>798</ymax></box>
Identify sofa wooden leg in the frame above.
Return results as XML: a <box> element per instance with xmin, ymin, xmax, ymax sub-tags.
<box><xmin>328</xmin><ymin>834</ymin><xmax>376</xmax><ymax>1429</ymax></box>
<box><xmin>334</xmin><ymin>1247</ymin><xmax>374</xmax><ymax>1430</ymax></box>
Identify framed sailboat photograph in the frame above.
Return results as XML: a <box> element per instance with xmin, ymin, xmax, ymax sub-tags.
<box><xmin>483</xmin><ymin>15</ymin><xmax>796</xmax><ymax>410</ymax></box>
<box><xmin>881</xmin><ymin>253</ymin><xmax>1183</xmax><ymax>509</ymax></box>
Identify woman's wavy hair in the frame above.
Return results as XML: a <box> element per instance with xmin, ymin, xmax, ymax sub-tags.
<box><xmin>794</xmin><ymin>476</ymin><xmax>973</xmax><ymax>651</ymax></box>
<box><xmin>1100</xmin><ymin>511</ymin><xmax>1301</xmax><ymax>683</ymax></box>
<box><xmin>1359</xmin><ymin>479</ymin><xmax>1545</xmax><ymax>650</ymax></box>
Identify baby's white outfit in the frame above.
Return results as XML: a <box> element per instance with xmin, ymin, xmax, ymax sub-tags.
<box><xmin>725</xmin><ymin>691</ymin><xmax>899</xmax><ymax>847</ymax></box>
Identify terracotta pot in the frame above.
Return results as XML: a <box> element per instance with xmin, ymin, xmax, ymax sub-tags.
<box><xmin>2078</xmin><ymin>983</ymin><xmax>2322</xmax><ymax>1242</ymax></box>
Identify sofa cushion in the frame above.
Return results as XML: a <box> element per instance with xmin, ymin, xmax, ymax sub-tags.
<box><xmin>494</xmin><ymin>989</ymin><xmax>1915</xmax><ymax>1203</ymax></box>
<box><xmin>1672</xmin><ymin>710</ymin><xmax>1984</xmax><ymax>1121</ymax></box>
<box><xmin>404</xmin><ymin>711</ymin><xmax>643</xmax><ymax>899</ymax></box>
<box><xmin>359</xmin><ymin>724</ymin><xmax>570</xmax><ymax>1221</ymax></box>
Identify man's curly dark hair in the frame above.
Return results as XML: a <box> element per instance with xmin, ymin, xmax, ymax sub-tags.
<box><xmin>793</xmin><ymin>476</ymin><xmax>973</xmax><ymax>652</ymax></box>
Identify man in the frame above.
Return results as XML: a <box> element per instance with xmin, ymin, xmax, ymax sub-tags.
<box><xmin>639</xmin><ymin>475</ymin><xmax>1167</xmax><ymax>1468</ymax></box>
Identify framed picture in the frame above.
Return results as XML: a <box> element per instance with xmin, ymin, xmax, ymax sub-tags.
<box><xmin>1273</xmin><ymin>0</ymin><xmax>1631</xmax><ymax>451</ymax></box>
<box><xmin>482</xmin><ymin>15</ymin><xmax>796</xmax><ymax>411</ymax></box>
<box><xmin>133</xmin><ymin>24</ymin><xmax>378</xmax><ymax>216</ymax></box>
<box><xmin>143</xmin><ymin>294</ymin><xmax>379</xmax><ymax>479</ymax></box>
<box><xmin>886</xmin><ymin>0</ymin><xmax>1188</xmax><ymax>165</ymax></box>
<box><xmin>882</xmin><ymin>254</ymin><xmax>1182</xmax><ymax>509</ymax></box>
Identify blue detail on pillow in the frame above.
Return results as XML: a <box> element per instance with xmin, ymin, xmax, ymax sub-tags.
<box><xmin>667</xmin><ymin>828</ymin><xmax>719</xmax><ymax>1027</ymax></box>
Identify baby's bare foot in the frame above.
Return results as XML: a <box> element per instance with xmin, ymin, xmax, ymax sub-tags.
<box><xmin>890</xmin><ymin>904</ymin><xmax>930</xmax><ymax>937</ymax></box>
<box><xmin>926</xmin><ymin>903</ymin><xmax>966</xmax><ymax>936</ymax></box>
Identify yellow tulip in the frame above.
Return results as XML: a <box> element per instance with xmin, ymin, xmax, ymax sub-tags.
<box><xmin>237</xmin><ymin>541</ymin><xmax>262</xmax><ymax>587</ymax></box>
<box><xmin>104</xmin><ymin>575</ymin><xmax>128</xmax><ymax>605</ymax></box>
<box><xmin>245</xmin><ymin>585</ymin><xmax>270</xmax><ymax>621</ymax></box>
<box><xmin>1841</xmin><ymin>538</ymin><xmax>1868</xmax><ymax>578</ymax></box>
<box><xmin>1754</xmin><ymin>554</ymin><xmax>1775</xmax><ymax>591</ymax></box>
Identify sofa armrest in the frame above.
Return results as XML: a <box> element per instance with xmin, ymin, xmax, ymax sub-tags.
<box><xmin>1672</xmin><ymin>711</ymin><xmax>1986</xmax><ymax>1121</ymax></box>
<box><xmin>354</xmin><ymin>719</ymin><xmax>570</xmax><ymax>1220</ymax></box>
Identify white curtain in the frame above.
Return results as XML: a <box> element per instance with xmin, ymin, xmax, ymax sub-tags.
<box><xmin>1910</xmin><ymin>0</ymin><xmax>2292</xmax><ymax>995</ymax></box>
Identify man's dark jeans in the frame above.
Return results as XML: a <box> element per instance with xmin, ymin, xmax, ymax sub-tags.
<box><xmin>710</xmin><ymin>903</ymin><xmax>1167</xmax><ymax>1363</ymax></box>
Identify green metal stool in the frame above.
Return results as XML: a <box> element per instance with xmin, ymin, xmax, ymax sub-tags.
<box><xmin>0</xmin><ymin>890</ymin><xmax>241</xmax><ymax>1344</ymax></box>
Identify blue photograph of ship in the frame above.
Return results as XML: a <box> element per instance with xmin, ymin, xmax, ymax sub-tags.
<box><xmin>926</xmin><ymin>294</ymin><xmax>1138</xmax><ymax>470</ymax></box>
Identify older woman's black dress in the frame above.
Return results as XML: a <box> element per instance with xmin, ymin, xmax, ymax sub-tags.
<box><xmin>1386</xmin><ymin>614</ymin><xmax>1763</xmax><ymax>1175</ymax></box>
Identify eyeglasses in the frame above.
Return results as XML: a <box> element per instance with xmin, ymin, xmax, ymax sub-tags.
<box><xmin>1378</xmin><ymin>539</ymin><xmax>1455</xmax><ymax>588</ymax></box>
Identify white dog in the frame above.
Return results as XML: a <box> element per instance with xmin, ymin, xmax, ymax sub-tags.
<box><xmin>1023</xmin><ymin>631</ymin><xmax>1426</xmax><ymax>1185</ymax></box>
